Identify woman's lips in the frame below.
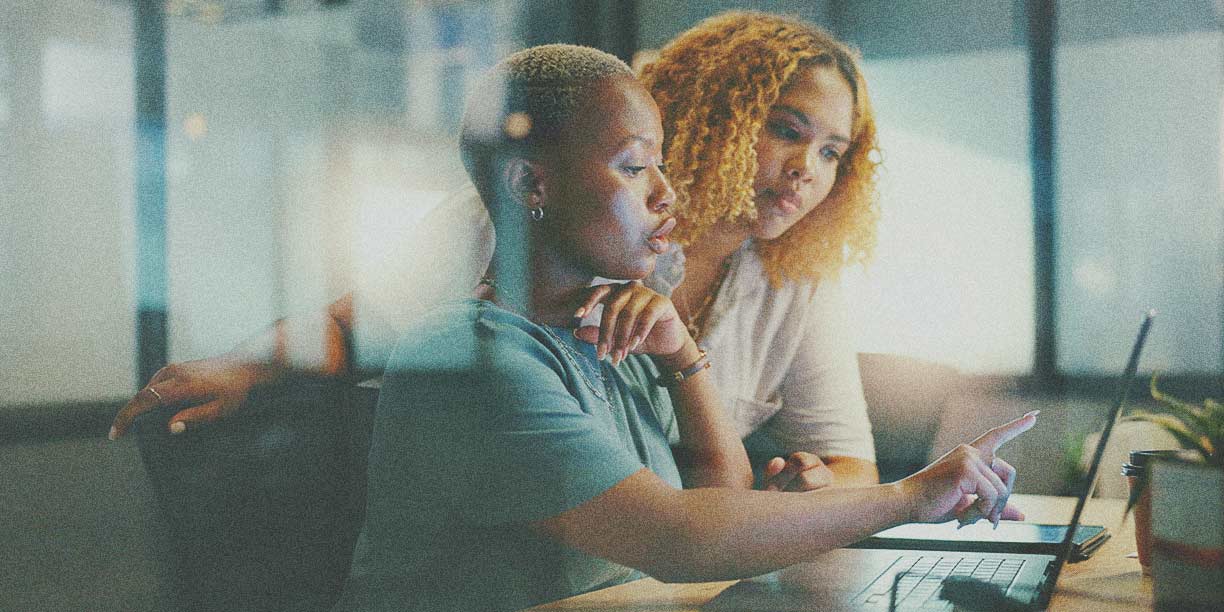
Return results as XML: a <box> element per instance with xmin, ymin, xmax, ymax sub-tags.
<box><xmin>647</xmin><ymin>217</ymin><xmax>677</xmax><ymax>254</ymax></box>
<box><xmin>768</xmin><ymin>189</ymin><xmax>802</xmax><ymax>215</ymax></box>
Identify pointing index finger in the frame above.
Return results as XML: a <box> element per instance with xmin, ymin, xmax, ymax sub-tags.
<box><xmin>970</xmin><ymin>410</ymin><xmax>1040</xmax><ymax>455</ymax></box>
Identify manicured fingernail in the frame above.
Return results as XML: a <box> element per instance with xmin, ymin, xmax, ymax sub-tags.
<box><xmin>630</xmin><ymin>336</ymin><xmax>642</xmax><ymax>350</ymax></box>
<box><xmin>597</xmin><ymin>343</ymin><xmax>607</xmax><ymax>359</ymax></box>
<box><xmin>575</xmin><ymin>307</ymin><xmax>586</xmax><ymax>318</ymax></box>
<box><xmin>107</xmin><ymin>426</ymin><xmax>117</xmax><ymax>441</ymax></box>
<box><xmin>1025</xmin><ymin>410</ymin><xmax>1040</xmax><ymax>418</ymax></box>
<box><xmin>169</xmin><ymin>421</ymin><xmax>186</xmax><ymax>434</ymax></box>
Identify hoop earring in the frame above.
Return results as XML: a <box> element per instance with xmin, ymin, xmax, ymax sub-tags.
<box><xmin>530</xmin><ymin>207</ymin><xmax>544</xmax><ymax>221</ymax></box>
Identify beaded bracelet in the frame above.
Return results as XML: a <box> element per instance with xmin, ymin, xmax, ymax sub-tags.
<box><xmin>658</xmin><ymin>349</ymin><xmax>711</xmax><ymax>386</ymax></box>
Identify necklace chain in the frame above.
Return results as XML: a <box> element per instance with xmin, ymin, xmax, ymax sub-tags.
<box><xmin>685</xmin><ymin>255</ymin><xmax>732</xmax><ymax>341</ymax></box>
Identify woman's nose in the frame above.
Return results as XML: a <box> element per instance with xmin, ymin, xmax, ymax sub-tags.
<box><xmin>651</xmin><ymin>168</ymin><xmax>676</xmax><ymax>212</ymax></box>
<box><xmin>785</xmin><ymin>148</ymin><xmax>817</xmax><ymax>182</ymax></box>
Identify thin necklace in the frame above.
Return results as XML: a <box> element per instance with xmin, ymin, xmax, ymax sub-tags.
<box><xmin>479</xmin><ymin>276</ymin><xmax>609</xmax><ymax>396</ymax></box>
<box><xmin>685</xmin><ymin>255</ymin><xmax>732</xmax><ymax>341</ymax></box>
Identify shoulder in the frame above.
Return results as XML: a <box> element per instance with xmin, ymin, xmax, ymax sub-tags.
<box><xmin>745</xmin><ymin>243</ymin><xmax>848</xmax><ymax>303</ymax></box>
<box><xmin>725</xmin><ymin>243</ymin><xmax>818</xmax><ymax>306</ymax></box>
<box><xmin>387</xmin><ymin>300</ymin><xmax>563</xmax><ymax>375</ymax></box>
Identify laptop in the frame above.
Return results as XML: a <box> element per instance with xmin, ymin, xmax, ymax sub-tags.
<box><xmin>705</xmin><ymin>311</ymin><xmax>1155</xmax><ymax>611</ymax></box>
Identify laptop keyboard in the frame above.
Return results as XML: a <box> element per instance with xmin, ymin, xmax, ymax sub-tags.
<box><xmin>857</xmin><ymin>555</ymin><xmax>1026</xmax><ymax>610</ymax></box>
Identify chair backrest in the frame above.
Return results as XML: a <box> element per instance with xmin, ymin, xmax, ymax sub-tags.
<box><xmin>134</xmin><ymin>379</ymin><xmax>378</xmax><ymax>612</ymax></box>
<box><xmin>858</xmin><ymin>352</ymin><xmax>960</xmax><ymax>483</ymax></box>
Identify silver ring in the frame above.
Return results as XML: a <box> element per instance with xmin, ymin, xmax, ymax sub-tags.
<box><xmin>146</xmin><ymin>386</ymin><xmax>163</xmax><ymax>403</ymax></box>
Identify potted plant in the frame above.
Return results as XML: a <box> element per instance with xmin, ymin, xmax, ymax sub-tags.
<box><xmin>1123</xmin><ymin>376</ymin><xmax>1223</xmax><ymax>609</ymax></box>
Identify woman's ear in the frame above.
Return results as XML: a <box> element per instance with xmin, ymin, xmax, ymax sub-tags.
<box><xmin>503</xmin><ymin>158</ymin><xmax>546</xmax><ymax>213</ymax></box>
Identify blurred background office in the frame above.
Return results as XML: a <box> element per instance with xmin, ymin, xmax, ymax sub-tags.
<box><xmin>1</xmin><ymin>1</ymin><xmax>1220</xmax><ymax>611</ymax></box>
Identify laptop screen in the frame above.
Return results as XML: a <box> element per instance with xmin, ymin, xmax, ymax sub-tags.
<box><xmin>1041</xmin><ymin>310</ymin><xmax>1154</xmax><ymax>595</ymax></box>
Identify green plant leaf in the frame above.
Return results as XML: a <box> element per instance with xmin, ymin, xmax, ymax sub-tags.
<box><xmin>1149</xmin><ymin>374</ymin><xmax>1205</xmax><ymax>416</ymax></box>
<box><xmin>1147</xmin><ymin>376</ymin><xmax>1212</xmax><ymax>432</ymax></box>
<box><xmin>1204</xmin><ymin>398</ymin><xmax>1224</xmax><ymax>438</ymax></box>
<box><xmin>1121</xmin><ymin>414</ymin><xmax>1213</xmax><ymax>462</ymax></box>
<box><xmin>1146</xmin><ymin>375</ymin><xmax>1224</xmax><ymax>460</ymax></box>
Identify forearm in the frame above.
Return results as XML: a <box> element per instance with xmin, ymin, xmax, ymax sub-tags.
<box><xmin>656</xmin><ymin>340</ymin><xmax>752</xmax><ymax>489</ymax></box>
<box><xmin>651</xmin><ymin>483</ymin><xmax>911</xmax><ymax>581</ymax></box>
<box><xmin>823</xmin><ymin>456</ymin><xmax>880</xmax><ymax>487</ymax></box>
<box><xmin>541</xmin><ymin>470</ymin><xmax>914</xmax><ymax>583</ymax></box>
<box><xmin>540</xmin><ymin>414</ymin><xmax>1039</xmax><ymax>584</ymax></box>
<box><xmin>228</xmin><ymin>293</ymin><xmax>356</xmax><ymax>385</ymax></box>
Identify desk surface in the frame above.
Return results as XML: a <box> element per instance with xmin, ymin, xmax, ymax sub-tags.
<box><xmin>526</xmin><ymin>494</ymin><xmax>1150</xmax><ymax>611</ymax></box>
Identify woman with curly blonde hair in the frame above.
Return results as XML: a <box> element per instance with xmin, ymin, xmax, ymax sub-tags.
<box><xmin>626</xmin><ymin>10</ymin><xmax>884</xmax><ymax>489</ymax></box>
<box><xmin>111</xmin><ymin>11</ymin><xmax>882</xmax><ymax>492</ymax></box>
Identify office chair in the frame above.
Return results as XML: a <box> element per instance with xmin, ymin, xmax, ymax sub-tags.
<box><xmin>858</xmin><ymin>352</ymin><xmax>960</xmax><ymax>483</ymax></box>
<box><xmin>134</xmin><ymin>377</ymin><xmax>377</xmax><ymax>612</ymax></box>
<box><xmin>743</xmin><ymin>353</ymin><xmax>958</xmax><ymax>485</ymax></box>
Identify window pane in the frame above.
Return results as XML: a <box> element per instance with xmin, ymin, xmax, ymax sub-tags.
<box><xmin>1055</xmin><ymin>4</ymin><xmax>1223</xmax><ymax>375</ymax></box>
<box><xmin>0</xmin><ymin>1</ymin><xmax>138</xmax><ymax>405</ymax></box>
<box><xmin>842</xmin><ymin>15</ymin><xmax>1034</xmax><ymax>375</ymax></box>
<box><xmin>163</xmin><ymin>1</ymin><xmax>520</xmax><ymax>362</ymax></box>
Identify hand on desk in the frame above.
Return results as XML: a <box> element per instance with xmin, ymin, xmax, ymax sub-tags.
<box><xmin>900</xmin><ymin>411</ymin><xmax>1039</xmax><ymax>527</ymax></box>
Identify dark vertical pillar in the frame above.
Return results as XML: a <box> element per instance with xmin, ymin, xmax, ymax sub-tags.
<box><xmin>606</xmin><ymin>0</ymin><xmax>638</xmax><ymax>64</ymax></box>
<box><xmin>1218</xmin><ymin>3</ymin><xmax>1224</xmax><ymax>390</ymax></box>
<box><xmin>520</xmin><ymin>0</ymin><xmax>577</xmax><ymax>47</ymax></box>
<box><xmin>1027</xmin><ymin>0</ymin><xmax>1059</xmax><ymax>386</ymax></box>
<box><xmin>826</xmin><ymin>0</ymin><xmax>848</xmax><ymax>39</ymax></box>
<box><xmin>134</xmin><ymin>1</ymin><xmax>168</xmax><ymax>384</ymax></box>
<box><xmin>572</xmin><ymin>0</ymin><xmax>601</xmax><ymax>48</ymax></box>
<box><xmin>571</xmin><ymin>0</ymin><xmax>638</xmax><ymax>64</ymax></box>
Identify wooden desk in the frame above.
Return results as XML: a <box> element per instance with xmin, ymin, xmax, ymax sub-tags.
<box><xmin>527</xmin><ymin>494</ymin><xmax>1151</xmax><ymax>611</ymax></box>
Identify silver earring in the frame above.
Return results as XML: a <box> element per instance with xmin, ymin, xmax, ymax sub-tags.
<box><xmin>530</xmin><ymin>207</ymin><xmax>544</xmax><ymax>221</ymax></box>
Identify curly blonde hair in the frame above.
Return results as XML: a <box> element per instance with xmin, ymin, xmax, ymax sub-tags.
<box><xmin>639</xmin><ymin>11</ymin><xmax>881</xmax><ymax>286</ymax></box>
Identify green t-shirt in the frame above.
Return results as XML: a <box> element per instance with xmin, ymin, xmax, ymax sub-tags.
<box><xmin>336</xmin><ymin>300</ymin><xmax>682</xmax><ymax>612</ymax></box>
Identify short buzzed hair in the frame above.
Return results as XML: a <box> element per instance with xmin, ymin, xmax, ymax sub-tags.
<box><xmin>459</xmin><ymin>44</ymin><xmax>634</xmax><ymax>207</ymax></box>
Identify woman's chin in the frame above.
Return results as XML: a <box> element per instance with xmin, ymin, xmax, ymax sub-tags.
<box><xmin>600</xmin><ymin>256</ymin><xmax>655</xmax><ymax>282</ymax></box>
<box><xmin>751</xmin><ymin>225</ymin><xmax>787</xmax><ymax>241</ymax></box>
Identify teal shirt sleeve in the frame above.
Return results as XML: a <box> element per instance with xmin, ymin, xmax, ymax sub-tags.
<box><xmin>372</xmin><ymin>306</ymin><xmax>647</xmax><ymax>527</ymax></box>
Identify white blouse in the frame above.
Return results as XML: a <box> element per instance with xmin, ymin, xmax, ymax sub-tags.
<box><xmin>650</xmin><ymin>241</ymin><xmax>876</xmax><ymax>461</ymax></box>
<box><xmin>352</xmin><ymin>186</ymin><xmax>875</xmax><ymax>461</ymax></box>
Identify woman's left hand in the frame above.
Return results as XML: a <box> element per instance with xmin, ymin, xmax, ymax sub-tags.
<box><xmin>761</xmin><ymin>452</ymin><xmax>836</xmax><ymax>492</ymax></box>
<box><xmin>572</xmin><ymin>281</ymin><xmax>689</xmax><ymax>365</ymax></box>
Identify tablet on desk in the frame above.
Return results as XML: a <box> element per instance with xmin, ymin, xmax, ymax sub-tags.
<box><xmin>849</xmin><ymin>521</ymin><xmax>1110</xmax><ymax>562</ymax></box>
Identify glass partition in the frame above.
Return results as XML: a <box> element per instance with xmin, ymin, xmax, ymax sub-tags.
<box><xmin>1</xmin><ymin>1</ymin><xmax>138</xmax><ymax>405</ymax></box>
<box><xmin>837</xmin><ymin>3</ymin><xmax>1035</xmax><ymax>375</ymax></box>
<box><xmin>163</xmin><ymin>1</ymin><xmax>520</xmax><ymax>362</ymax></box>
<box><xmin>1055</xmin><ymin>3</ymin><xmax>1223</xmax><ymax>375</ymax></box>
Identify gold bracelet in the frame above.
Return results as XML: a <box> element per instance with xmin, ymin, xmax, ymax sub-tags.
<box><xmin>658</xmin><ymin>349</ymin><xmax>710</xmax><ymax>386</ymax></box>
